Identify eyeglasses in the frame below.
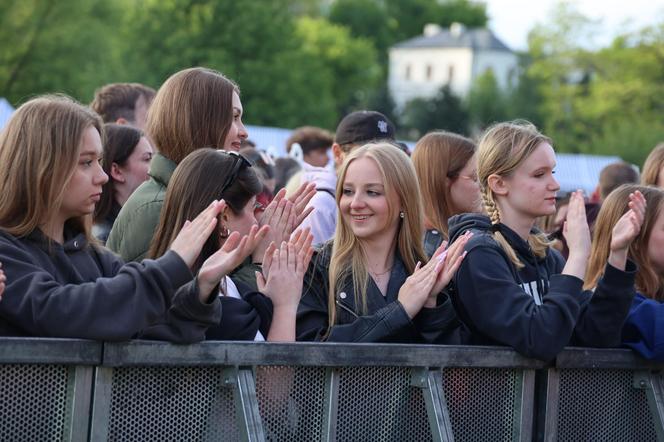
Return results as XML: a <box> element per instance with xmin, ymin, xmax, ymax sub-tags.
<box><xmin>448</xmin><ymin>172</ymin><xmax>479</xmax><ymax>183</ymax></box>
<box><xmin>457</xmin><ymin>174</ymin><xmax>479</xmax><ymax>183</ymax></box>
<box><xmin>219</xmin><ymin>151</ymin><xmax>252</xmax><ymax>195</ymax></box>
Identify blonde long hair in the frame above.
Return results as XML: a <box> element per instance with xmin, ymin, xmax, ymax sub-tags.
<box><xmin>585</xmin><ymin>184</ymin><xmax>664</xmax><ymax>300</ymax></box>
<box><xmin>327</xmin><ymin>142</ymin><xmax>427</xmax><ymax>327</ymax></box>
<box><xmin>0</xmin><ymin>94</ymin><xmax>102</xmax><ymax>241</ymax></box>
<box><xmin>413</xmin><ymin>131</ymin><xmax>476</xmax><ymax>238</ymax></box>
<box><xmin>477</xmin><ymin>121</ymin><xmax>552</xmax><ymax>269</ymax></box>
<box><xmin>642</xmin><ymin>143</ymin><xmax>664</xmax><ymax>187</ymax></box>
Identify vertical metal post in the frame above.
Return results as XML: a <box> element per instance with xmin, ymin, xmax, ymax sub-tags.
<box><xmin>634</xmin><ymin>371</ymin><xmax>664</xmax><ymax>442</ymax></box>
<box><xmin>226</xmin><ymin>367</ymin><xmax>266</xmax><ymax>442</ymax></box>
<box><xmin>63</xmin><ymin>365</ymin><xmax>94</xmax><ymax>442</ymax></box>
<box><xmin>320</xmin><ymin>367</ymin><xmax>340</xmax><ymax>442</ymax></box>
<box><xmin>512</xmin><ymin>369</ymin><xmax>536</xmax><ymax>442</ymax></box>
<box><xmin>542</xmin><ymin>368</ymin><xmax>560</xmax><ymax>442</ymax></box>
<box><xmin>89</xmin><ymin>366</ymin><xmax>114</xmax><ymax>441</ymax></box>
<box><xmin>411</xmin><ymin>368</ymin><xmax>455</xmax><ymax>442</ymax></box>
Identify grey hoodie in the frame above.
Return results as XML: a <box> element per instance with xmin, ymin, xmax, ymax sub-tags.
<box><xmin>0</xmin><ymin>227</ymin><xmax>220</xmax><ymax>342</ymax></box>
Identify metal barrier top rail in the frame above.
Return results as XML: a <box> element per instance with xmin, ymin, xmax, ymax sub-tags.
<box><xmin>1</xmin><ymin>338</ymin><xmax>662</xmax><ymax>370</ymax></box>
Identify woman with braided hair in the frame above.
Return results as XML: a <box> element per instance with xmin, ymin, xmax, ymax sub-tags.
<box><xmin>446</xmin><ymin>121</ymin><xmax>639</xmax><ymax>361</ymax></box>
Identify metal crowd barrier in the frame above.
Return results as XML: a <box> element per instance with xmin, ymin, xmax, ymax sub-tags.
<box><xmin>1</xmin><ymin>338</ymin><xmax>663</xmax><ymax>441</ymax></box>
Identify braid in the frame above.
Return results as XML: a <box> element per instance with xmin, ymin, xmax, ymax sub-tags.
<box><xmin>482</xmin><ymin>191</ymin><xmax>501</xmax><ymax>224</ymax></box>
<box><xmin>481</xmin><ymin>190</ymin><xmax>525</xmax><ymax>269</ymax></box>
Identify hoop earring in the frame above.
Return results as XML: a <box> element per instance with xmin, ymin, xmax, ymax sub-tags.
<box><xmin>220</xmin><ymin>224</ymin><xmax>230</xmax><ymax>238</ymax></box>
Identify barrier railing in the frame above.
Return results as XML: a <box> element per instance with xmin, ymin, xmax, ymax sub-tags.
<box><xmin>1</xmin><ymin>338</ymin><xmax>663</xmax><ymax>441</ymax></box>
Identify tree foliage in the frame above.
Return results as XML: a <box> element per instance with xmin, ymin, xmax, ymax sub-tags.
<box><xmin>400</xmin><ymin>85</ymin><xmax>469</xmax><ymax>139</ymax></box>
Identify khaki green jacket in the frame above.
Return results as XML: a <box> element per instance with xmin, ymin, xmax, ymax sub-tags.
<box><xmin>107</xmin><ymin>153</ymin><xmax>176</xmax><ymax>262</ymax></box>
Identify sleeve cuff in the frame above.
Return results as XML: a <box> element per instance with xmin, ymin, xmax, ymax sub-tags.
<box><xmin>155</xmin><ymin>250</ymin><xmax>194</xmax><ymax>290</ymax></box>
<box><xmin>599</xmin><ymin>259</ymin><xmax>637</xmax><ymax>291</ymax></box>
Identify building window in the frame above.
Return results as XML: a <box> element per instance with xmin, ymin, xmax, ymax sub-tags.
<box><xmin>426</xmin><ymin>65</ymin><xmax>433</xmax><ymax>80</ymax></box>
<box><xmin>405</xmin><ymin>65</ymin><xmax>411</xmax><ymax>80</ymax></box>
<box><xmin>448</xmin><ymin>65</ymin><xmax>454</xmax><ymax>84</ymax></box>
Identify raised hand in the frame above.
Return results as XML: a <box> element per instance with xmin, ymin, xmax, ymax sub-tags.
<box><xmin>253</xmin><ymin>192</ymin><xmax>296</xmax><ymax>262</ymax></box>
<box><xmin>562</xmin><ymin>190</ymin><xmax>591</xmax><ymax>280</ymax></box>
<box><xmin>256</xmin><ymin>229</ymin><xmax>314</xmax><ymax>341</ymax></box>
<box><xmin>608</xmin><ymin>190</ymin><xmax>646</xmax><ymax>270</ymax></box>
<box><xmin>256</xmin><ymin>228</ymin><xmax>314</xmax><ymax>308</ymax></box>
<box><xmin>170</xmin><ymin>200</ymin><xmax>225</xmax><ymax>269</ymax></box>
<box><xmin>197</xmin><ymin>224</ymin><xmax>270</xmax><ymax>301</ymax></box>
<box><xmin>397</xmin><ymin>260</ymin><xmax>440</xmax><ymax>319</ymax></box>
<box><xmin>287</xmin><ymin>181</ymin><xmax>317</xmax><ymax>227</ymax></box>
<box><xmin>428</xmin><ymin>231</ymin><xmax>472</xmax><ymax>301</ymax></box>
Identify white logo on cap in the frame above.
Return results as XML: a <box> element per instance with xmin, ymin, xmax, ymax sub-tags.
<box><xmin>377</xmin><ymin>120</ymin><xmax>388</xmax><ymax>133</ymax></box>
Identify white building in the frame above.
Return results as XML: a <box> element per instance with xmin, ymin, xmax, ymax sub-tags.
<box><xmin>388</xmin><ymin>23</ymin><xmax>518</xmax><ymax>110</ymax></box>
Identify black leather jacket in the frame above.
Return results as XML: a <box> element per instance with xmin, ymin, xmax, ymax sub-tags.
<box><xmin>296</xmin><ymin>242</ymin><xmax>460</xmax><ymax>343</ymax></box>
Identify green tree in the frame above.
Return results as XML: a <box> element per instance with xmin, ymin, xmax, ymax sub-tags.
<box><xmin>122</xmin><ymin>0</ymin><xmax>337</xmax><ymax>128</ymax></box>
<box><xmin>329</xmin><ymin>0</ymin><xmax>394</xmax><ymax>59</ymax></box>
<box><xmin>294</xmin><ymin>17</ymin><xmax>381</xmax><ymax>119</ymax></box>
<box><xmin>0</xmin><ymin>0</ymin><xmax>124</xmax><ymax>105</ymax></box>
<box><xmin>467</xmin><ymin>69</ymin><xmax>509</xmax><ymax>130</ymax></box>
<box><xmin>522</xmin><ymin>2</ymin><xmax>664</xmax><ymax>164</ymax></box>
<box><xmin>400</xmin><ymin>85</ymin><xmax>469</xmax><ymax>139</ymax></box>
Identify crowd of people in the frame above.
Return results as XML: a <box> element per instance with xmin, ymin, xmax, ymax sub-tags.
<box><xmin>0</xmin><ymin>66</ymin><xmax>663</xmax><ymax>362</ymax></box>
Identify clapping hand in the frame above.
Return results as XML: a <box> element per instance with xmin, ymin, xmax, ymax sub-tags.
<box><xmin>256</xmin><ymin>228</ymin><xmax>314</xmax><ymax>308</ymax></box>
<box><xmin>252</xmin><ymin>182</ymin><xmax>316</xmax><ymax>263</ymax></box>
<box><xmin>428</xmin><ymin>231</ymin><xmax>472</xmax><ymax>301</ymax></box>
<box><xmin>169</xmin><ymin>200</ymin><xmax>225</xmax><ymax>269</ymax></box>
<box><xmin>197</xmin><ymin>224</ymin><xmax>270</xmax><ymax>302</ymax></box>
<box><xmin>562</xmin><ymin>190</ymin><xmax>591</xmax><ymax>260</ymax></box>
<box><xmin>256</xmin><ymin>228</ymin><xmax>314</xmax><ymax>341</ymax></box>
<box><xmin>288</xmin><ymin>181</ymin><xmax>317</xmax><ymax>227</ymax></box>
<box><xmin>608</xmin><ymin>190</ymin><xmax>646</xmax><ymax>270</ymax></box>
<box><xmin>398</xmin><ymin>232</ymin><xmax>471</xmax><ymax>319</ymax></box>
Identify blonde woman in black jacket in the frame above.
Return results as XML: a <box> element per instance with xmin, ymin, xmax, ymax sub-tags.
<box><xmin>297</xmin><ymin>142</ymin><xmax>470</xmax><ymax>343</ymax></box>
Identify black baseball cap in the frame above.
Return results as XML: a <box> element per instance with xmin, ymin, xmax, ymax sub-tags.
<box><xmin>335</xmin><ymin>110</ymin><xmax>396</xmax><ymax>146</ymax></box>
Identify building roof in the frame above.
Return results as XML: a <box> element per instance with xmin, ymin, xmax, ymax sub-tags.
<box><xmin>393</xmin><ymin>28</ymin><xmax>512</xmax><ymax>52</ymax></box>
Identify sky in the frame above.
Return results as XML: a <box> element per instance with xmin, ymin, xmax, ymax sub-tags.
<box><xmin>485</xmin><ymin>0</ymin><xmax>664</xmax><ymax>51</ymax></box>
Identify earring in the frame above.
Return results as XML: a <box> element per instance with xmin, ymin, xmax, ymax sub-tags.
<box><xmin>399</xmin><ymin>211</ymin><xmax>405</xmax><ymax>219</ymax></box>
<box><xmin>220</xmin><ymin>224</ymin><xmax>230</xmax><ymax>238</ymax></box>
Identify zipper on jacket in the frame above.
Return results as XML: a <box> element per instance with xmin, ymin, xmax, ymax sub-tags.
<box><xmin>336</xmin><ymin>299</ymin><xmax>359</xmax><ymax>318</ymax></box>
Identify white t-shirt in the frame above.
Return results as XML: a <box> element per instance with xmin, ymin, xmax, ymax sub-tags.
<box><xmin>220</xmin><ymin>276</ymin><xmax>265</xmax><ymax>341</ymax></box>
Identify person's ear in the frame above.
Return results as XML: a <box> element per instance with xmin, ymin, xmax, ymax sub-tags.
<box><xmin>220</xmin><ymin>205</ymin><xmax>230</xmax><ymax>223</ymax></box>
<box><xmin>110</xmin><ymin>162</ymin><xmax>125</xmax><ymax>183</ymax></box>
<box><xmin>115</xmin><ymin>117</ymin><xmax>129</xmax><ymax>125</ymax></box>
<box><xmin>590</xmin><ymin>185</ymin><xmax>601</xmax><ymax>203</ymax></box>
<box><xmin>332</xmin><ymin>143</ymin><xmax>344</xmax><ymax>167</ymax></box>
<box><xmin>487</xmin><ymin>173</ymin><xmax>508</xmax><ymax>196</ymax></box>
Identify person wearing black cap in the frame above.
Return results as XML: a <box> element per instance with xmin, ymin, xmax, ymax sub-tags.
<box><xmin>332</xmin><ymin>110</ymin><xmax>397</xmax><ymax>167</ymax></box>
<box><xmin>297</xmin><ymin>111</ymin><xmax>398</xmax><ymax>246</ymax></box>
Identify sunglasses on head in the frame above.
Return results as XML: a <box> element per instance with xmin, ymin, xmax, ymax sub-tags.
<box><xmin>219</xmin><ymin>151</ymin><xmax>252</xmax><ymax>195</ymax></box>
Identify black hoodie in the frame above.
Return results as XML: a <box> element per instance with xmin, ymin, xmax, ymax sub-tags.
<box><xmin>447</xmin><ymin>213</ymin><xmax>636</xmax><ymax>361</ymax></box>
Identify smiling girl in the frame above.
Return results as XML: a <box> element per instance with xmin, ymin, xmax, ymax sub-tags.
<box><xmin>297</xmin><ymin>142</ymin><xmax>470</xmax><ymax>343</ymax></box>
<box><xmin>447</xmin><ymin>121</ymin><xmax>639</xmax><ymax>360</ymax></box>
<box><xmin>0</xmin><ymin>95</ymin><xmax>263</xmax><ymax>341</ymax></box>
